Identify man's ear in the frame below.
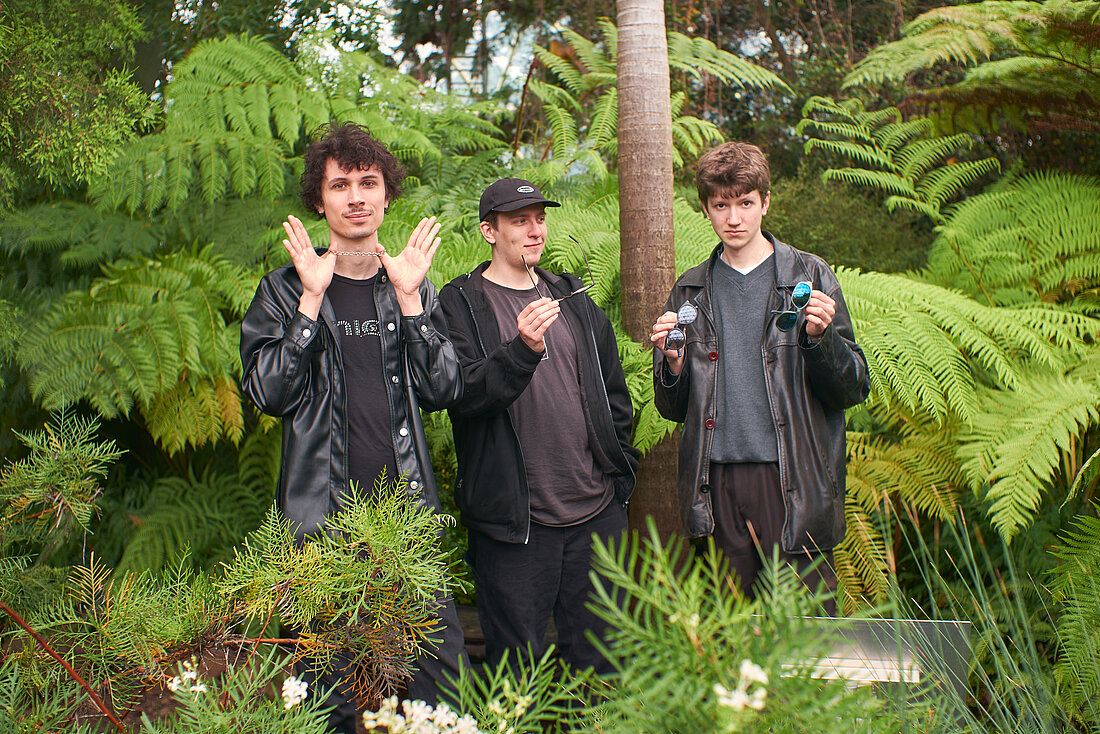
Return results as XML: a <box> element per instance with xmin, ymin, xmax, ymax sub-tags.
<box><xmin>479</xmin><ymin>220</ymin><xmax>497</xmax><ymax>246</ymax></box>
<box><xmin>761</xmin><ymin>192</ymin><xmax>771</xmax><ymax>217</ymax></box>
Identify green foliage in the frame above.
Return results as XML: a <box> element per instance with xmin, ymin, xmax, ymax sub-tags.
<box><xmin>800</xmin><ymin>96</ymin><xmax>1000</xmax><ymax>224</ymax></box>
<box><xmin>18</xmin><ymin>247</ymin><xmax>251</xmax><ymax>451</ymax></box>
<box><xmin>765</xmin><ymin>168</ymin><xmax>934</xmax><ymax>273</ymax></box>
<box><xmin>0</xmin><ymin>0</ymin><xmax>155</xmax><ymax>209</ymax></box>
<box><xmin>530</xmin><ymin>23</ymin><xmax>788</xmax><ymax>171</ymax></box>
<box><xmin>585</xmin><ymin>521</ymin><xmax>922</xmax><ymax>733</ymax></box>
<box><xmin>141</xmin><ymin>648</ymin><xmax>330</xmax><ymax>734</ymax></box>
<box><xmin>925</xmin><ymin>171</ymin><xmax>1100</xmax><ymax>309</ymax></box>
<box><xmin>216</xmin><ymin>471</ymin><xmax>460</xmax><ymax>704</ymax></box>
<box><xmin>0</xmin><ymin>656</ymin><xmax>86</xmax><ymax>734</ymax></box>
<box><xmin>1049</xmin><ymin>512</ymin><xmax>1100</xmax><ymax>726</ymax></box>
<box><xmin>444</xmin><ymin>648</ymin><xmax>598</xmax><ymax>733</ymax></box>
<box><xmin>840</xmin><ymin>268</ymin><xmax>1094</xmax><ymax>423</ymax></box>
<box><xmin>958</xmin><ymin>373</ymin><xmax>1100</xmax><ymax>541</ymax></box>
<box><xmin>0</xmin><ymin>412</ymin><xmax>123</xmax><ymax>563</ymax></box>
<box><xmin>843</xmin><ymin>0</ymin><xmax>1100</xmax><ymax>136</ymax></box>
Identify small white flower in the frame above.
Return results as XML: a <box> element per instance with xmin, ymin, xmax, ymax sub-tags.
<box><xmin>748</xmin><ymin>687</ymin><xmax>767</xmax><ymax>711</ymax></box>
<box><xmin>281</xmin><ymin>675</ymin><xmax>308</xmax><ymax>709</ymax></box>
<box><xmin>191</xmin><ymin>683</ymin><xmax>208</xmax><ymax>693</ymax></box>
<box><xmin>167</xmin><ymin>676</ymin><xmax>182</xmax><ymax>692</ymax></box>
<box><xmin>454</xmin><ymin>715</ymin><xmax>482</xmax><ymax>734</ymax></box>
<box><xmin>487</xmin><ymin>699</ymin><xmax>505</xmax><ymax>717</ymax></box>
<box><xmin>739</xmin><ymin>659</ymin><xmax>769</xmax><ymax>686</ymax></box>
<box><xmin>715</xmin><ymin>684</ymin><xmax>751</xmax><ymax>711</ymax></box>
<box><xmin>180</xmin><ymin>668</ymin><xmax>198</xmax><ymax>682</ymax></box>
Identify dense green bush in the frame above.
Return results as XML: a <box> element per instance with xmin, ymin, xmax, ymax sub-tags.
<box><xmin>765</xmin><ymin>167</ymin><xmax>934</xmax><ymax>273</ymax></box>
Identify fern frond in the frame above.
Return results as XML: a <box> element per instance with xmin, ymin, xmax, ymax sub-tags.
<box><xmin>958</xmin><ymin>375</ymin><xmax>1100</xmax><ymax>541</ymax></box>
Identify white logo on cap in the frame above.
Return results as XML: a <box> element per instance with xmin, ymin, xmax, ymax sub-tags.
<box><xmin>516</xmin><ymin>185</ymin><xmax>535</xmax><ymax>193</ymax></box>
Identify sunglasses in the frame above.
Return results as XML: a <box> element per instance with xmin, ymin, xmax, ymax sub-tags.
<box><xmin>773</xmin><ymin>281</ymin><xmax>812</xmax><ymax>332</ymax></box>
<box><xmin>521</xmin><ymin>236</ymin><xmax>595</xmax><ymax>302</ymax></box>
<box><xmin>664</xmin><ymin>302</ymin><xmax>698</xmax><ymax>355</ymax></box>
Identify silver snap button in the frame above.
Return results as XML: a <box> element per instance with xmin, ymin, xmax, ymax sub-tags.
<box><xmin>399</xmin><ymin>427</ymin><xmax>409</xmax><ymax>437</ymax></box>
<box><xmin>302</xmin><ymin>328</ymin><xmax>311</xmax><ymax>338</ymax></box>
<box><xmin>409</xmin><ymin>480</ymin><xmax>418</xmax><ymax>489</ymax></box>
<box><xmin>387</xmin><ymin>322</ymin><xmax>395</xmax><ymax>331</ymax></box>
<box><xmin>420</xmin><ymin>324</ymin><xmax>428</xmax><ymax>333</ymax></box>
<box><xmin>391</xmin><ymin>375</ymin><xmax>399</xmax><ymax>383</ymax></box>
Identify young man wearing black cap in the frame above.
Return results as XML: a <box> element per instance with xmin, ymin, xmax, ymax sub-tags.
<box><xmin>439</xmin><ymin>178</ymin><xmax>638</xmax><ymax>672</ymax></box>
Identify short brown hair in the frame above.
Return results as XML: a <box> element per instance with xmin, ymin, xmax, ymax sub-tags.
<box><xmin>696</xmin><ymin>141</ymin><xmax>770</xmax><ymax>206</ymax></box>
<box><xmin>299</xmin><ymin>123</ymin><xmax>405</xmax><ymax>215</ymax></box>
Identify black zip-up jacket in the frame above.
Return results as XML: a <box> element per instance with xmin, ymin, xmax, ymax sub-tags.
<box><xmin>654</xmin><ymin>234</ymin><xmax>869</xmax><ymax>552</ymax></box>
<box><xmin>240</xmin><ymin>259</ymin><xmax>462</xmax><ymax>536</ymax></box>
<box><xmin>439</xmin><ymin>262</ymin><xmax>640</xmax><ymax>544</ymax></box>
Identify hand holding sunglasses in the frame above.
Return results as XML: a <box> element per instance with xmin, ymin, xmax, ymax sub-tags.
<box><xmin>773</xmin><ymin>280</ymin><xmax>836</xmax><ymax>338</ymax></box>
<box><xmin>650</xmin><ymin>301</ymin><xmax>698</xmax><ymax>375</ymax></box>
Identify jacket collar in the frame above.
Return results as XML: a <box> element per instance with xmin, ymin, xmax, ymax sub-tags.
<box><xmin>463</xmin><ymin>260</ymin><xmax>582</xmax><ymax>298</ymax></box>
<box><xmin>681</xmin><ymin>232</ymin><xmax>806</xmax><ymax>287</ymax></box>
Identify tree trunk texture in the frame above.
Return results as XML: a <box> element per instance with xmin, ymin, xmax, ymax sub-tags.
<box><xmin>616</xmin><ymin>0</ymin><xmax>681</xmax><ymax>541</ymax></box>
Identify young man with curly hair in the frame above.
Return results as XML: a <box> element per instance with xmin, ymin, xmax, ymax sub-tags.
<box><xmin>240</xmin><ymin>123</ymin><xmax>466</xmax><ymax>731</ymax></box>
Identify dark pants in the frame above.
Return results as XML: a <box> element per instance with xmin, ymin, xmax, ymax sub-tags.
<box><xmin>708</xmin><ymin>462</ymin><xmax>837</xmax><ymax>614</ymax></box>
<box><xmin>298</xmin><ymin>595</ymin><xmax>469</xmax><ymax>733</ymax></box>
<box><xmin>466</xmin><ymin>501</ymin><xmax>626</xmax><ymax>674</ymax></box>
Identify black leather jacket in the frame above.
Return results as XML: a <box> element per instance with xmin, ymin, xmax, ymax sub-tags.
<box><xmin>240</xmin><ymin>260</ymin><xmax>462</xmax><ymax>535</ymax></box>
<box><xmin>439</xmin><ymin>263</ymin><xmax>639</xmax><ymax>543</ymax></box>
<box><xmin>654</xmin><ymin>235</ymin><xmax>869</xmax><ymax>552</ymax></box>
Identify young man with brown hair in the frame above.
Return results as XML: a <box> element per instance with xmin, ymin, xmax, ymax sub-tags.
<box><xmin>439</xmin><ymin>178</ymin><xmax>638</xmax><ymax>672</ymax></box>
<box><xmin>240</xmin><ymin>122</ymin><xmax>466</xmax><ymax>731</ymax></box>
<box><xmin>650</xmin><ymin>142</ymin><xmax>869</xmax><ymax>609</ymax></box>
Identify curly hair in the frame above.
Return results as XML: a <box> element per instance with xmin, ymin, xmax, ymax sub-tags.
<box><xmin>299</xmin><ymin>123</ymin><xmax>406</xmax><ymax>215</ymax></box>
<box><xmin>695</xmin><ymin>141</ymin><xmax>770</xmax><ymax>207</ymax></box>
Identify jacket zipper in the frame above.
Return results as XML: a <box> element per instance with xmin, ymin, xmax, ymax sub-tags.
<box><xmin>582</xmin><ymin>298</ymin><xmax>637</xmax><ymax>502</ymax></box>
<box><xmin>457</xmin><ymin>278</ymin><xmax>533</xmax><ymax>544</ymax></box>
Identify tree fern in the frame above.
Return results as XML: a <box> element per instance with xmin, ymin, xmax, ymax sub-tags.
<box><xmin>18</xmin><ymin>248</ymin><xmax>251</xmax><ymax>451</ymax></box>
<box><xmin>925</xmin><ymin>171</ymin><xmax>1100</xmax><ymax>309</ymax></box>
<box><xmin>958</xmin><ymin>373</ymin><xmax>1100</xmax><ymax>541</ymax></box>
<box><xmin>114</xmin><ymin>466</ymin><xmax>272</xmax><ymax>575</ymax></box>
<box><xmin>1049</xmin><ymin>512</ymin><xmax>1100</xmax><ymax>724</ymax></box>
<box><xmin>839</xmin><ymin>268</ymin><xmax>1095</xmax><ymax>422</ymax></box>
<box><xmin>529</xmin><ymin>23</ymin><xmax>786</xmax><ymax>174</ymax></box>
<box><xmin>800</xmin><ymin>96</ymin><xmax>1000</xmax><ymax>224</ymax></box>
<box><xmin>842</xmin><ymin>0</ymin><xmax>1100</xmax><ymax>134</ymax></box>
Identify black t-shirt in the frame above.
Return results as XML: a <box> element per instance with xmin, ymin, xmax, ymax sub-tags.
<box><xmin>481</xmin><ymin>276</ymin><xmax>612</xmax><ymax>526</ymax></box>
<box><xmin>326</xmin><ymin>273</ymin><xmax>397</xmax><ymax>492</ymax></box>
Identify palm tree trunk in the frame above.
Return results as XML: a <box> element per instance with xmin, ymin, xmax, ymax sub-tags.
<box><xmin>617</xmin><ymin>0</ymin><xmax>680</xmax><ymax>540</ymax></box>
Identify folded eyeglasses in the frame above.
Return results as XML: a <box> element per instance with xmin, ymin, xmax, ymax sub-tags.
<box><xmin>773</xmin><ymin>280</ymin><xmax>813</xmax><ymax>332</ymax></box>
<box><xmin>664</xmin><ymin>302</ymin><xmax>698</xmax><ymax>355</ymax></box>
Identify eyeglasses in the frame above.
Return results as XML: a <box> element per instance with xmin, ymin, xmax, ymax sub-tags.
<box><xmin>521</xmin><ymin>236</ymin><xmax>595</xmax><ymax>302</ymax></box>
<box><xmin>664</xmin><ymin>302</ymin><xmax>698</xmax><ymax>356</ymax></box>
<box><xmin>773</xmin><ymin>281</ymin><xmax>812</xmax><ymax>332</ymax></box>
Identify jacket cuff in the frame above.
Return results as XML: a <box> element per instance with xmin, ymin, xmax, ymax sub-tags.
<box><xmin>289</xmin><ymin>311</ymin><xmax>321</xmax><ymax>348</ymax></box>
<box><xmin>659</xmin><ymin>359</ymin><xmax>682</xmax><ymax>387</ymax></box>
<box><xmin>402</xmin><ymin>312</ymin><xmax>434</xmax><ymax>342</ymax></box>
<box><xmin>506</xmin><ymin>335</ymin><xmax>545</xmax><ymax>371</ymax></box>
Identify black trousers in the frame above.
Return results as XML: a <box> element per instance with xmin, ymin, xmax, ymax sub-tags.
<box><xmin>466</xmin><ymin>501</ymin><xmax>626</xmax><ymax>674</ymax></box>
<box><xmin>297</xmin><ymin>595</ymin><xmax>469</xmax><ymax>733</ymax></box>
<box><xmin>708</xmin><ymin>462</ymin><xmax>837</xmax><ymax>614</ymax></box>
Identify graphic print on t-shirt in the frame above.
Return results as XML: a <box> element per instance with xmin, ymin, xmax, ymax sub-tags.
<box><xmin>326</xmin><ymin>274</ymin><xmax>397</xmax><ymax>493</ymax></box>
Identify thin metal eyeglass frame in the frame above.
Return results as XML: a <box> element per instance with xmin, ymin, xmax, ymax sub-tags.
<box><xmin>521</xmin><ymin>236</ymin><xmax>596</xmax><ymax>302</ymax></box>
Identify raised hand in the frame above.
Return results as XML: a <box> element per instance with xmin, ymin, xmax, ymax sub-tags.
<box><xmin>381</xmin><ymin>217</ymin><xmax>443</xmax><ymax>315</ymax></box>
<box><xmin>650</xmin><ymin>311</ymin><xmax>685</xmax><ymax>375</ymax></box>
<box><xmin>283</xmin><ymin>214</ymin><xmax>335</xmax><ymax>319</ymax></box>
<box><xmin>517</xmin><ymin>298</ymin><xmax>561</xmax><ymax>353</ymax></box>
<box><xmin>803</xmin><ymin>290</ymin><xmax>836</xmax><ymax>340</ymax></box>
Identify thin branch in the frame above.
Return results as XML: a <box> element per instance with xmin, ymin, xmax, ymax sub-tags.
<box><xmin>0</xmin><ymin>599</ymin><xmax>128</xmax><ymax>734</ymax></box>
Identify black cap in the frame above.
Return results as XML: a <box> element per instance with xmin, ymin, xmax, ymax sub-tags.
<box><xmin>479</xmin><ymin>178</ymin><xmax>560</xmax><ymax>222</ymax></box>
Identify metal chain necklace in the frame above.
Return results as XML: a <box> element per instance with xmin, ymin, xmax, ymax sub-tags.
<box><xmin>332</xmin><ymin>250</ymin><xmax>384</xmax><ymax>257</ymax></box>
